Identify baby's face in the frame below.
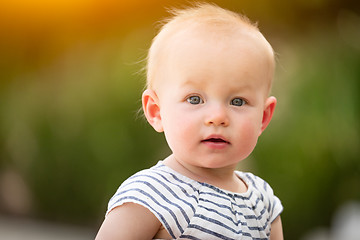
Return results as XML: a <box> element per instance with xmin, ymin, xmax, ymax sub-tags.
<box><xmin>153</xmin><ymin>27</ymin><xmax>275</xmax><ymax>169</ymax></box>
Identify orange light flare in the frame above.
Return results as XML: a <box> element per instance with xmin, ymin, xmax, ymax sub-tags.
<box><xmin>0</xmin><ymin>0</ymin><xmax>92</xmax><ymax>29</ymax></box>
<box><xmin>0</xmin><ymin>0</ymin><xmax>164</xmax><ymax>69</ymax></box>
<box><xmin>0</xmin><ymin>0</ymin><xmax>162</xmax><ymax>34</ymax></box>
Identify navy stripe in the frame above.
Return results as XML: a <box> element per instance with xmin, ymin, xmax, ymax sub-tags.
<box><xmin>245</xmin><ymin>173</ymin><xmax>258</xmax><ymax>190</ymax></box>
<box><xmin>187</xmin><ymin>224</ymin><xmax>235</xmax><ymax>240</ymax></box>
<box><xmin>194</xmin><ymin>213</ymin><xmax>238</xmax><ymax>234</ymax></box>
<box><xmin>180</xmin><ymin>235</ymin><xmax>202</xmax><ymax>240</ymax></box>
<box><xmin>263</xmin><ymin>179</ymin><xmax>268</xmax><ymax>191</ymax></box>
<box><xmin>267</xmin><ymin>197</ymin><xmax>272</xmax><ymax>213</ymax></box>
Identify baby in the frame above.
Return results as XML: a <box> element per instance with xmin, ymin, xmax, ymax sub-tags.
<box><xmin>96</xmin><ymin>3</ymin><xmax>283</xmax><ymax>240</ymax></box>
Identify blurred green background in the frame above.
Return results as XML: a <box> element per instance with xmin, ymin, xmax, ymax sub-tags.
<box><xmin>0</xmin><ymin>0</ymin><xmax>359</xmax><ymax>239</ymax></box>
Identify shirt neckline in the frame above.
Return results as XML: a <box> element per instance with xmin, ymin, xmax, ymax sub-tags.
<box><xmin>155</xmin><ymin>160</ymin><xmax>254</xmax><ymax>198</ymax></box>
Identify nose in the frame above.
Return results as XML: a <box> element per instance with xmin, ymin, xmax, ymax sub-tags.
<box><xmin>204</xmin><ymin>104</ymin><xmax>229</xmax><ymax>127</ymax></box>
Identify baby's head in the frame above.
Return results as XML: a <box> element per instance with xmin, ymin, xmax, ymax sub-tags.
<box><xmin>146</xmin><ymin>3</ymin><xmax>275</xmax><ymax>95</ymax></box>
<box><xmin>142</xmin><ymin>3</ymin><xmax>277</xmax><ymax>168</ymax></box>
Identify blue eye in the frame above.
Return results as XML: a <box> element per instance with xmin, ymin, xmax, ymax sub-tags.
<box><xmin>187</xmin><ymin>96</ymin><xmax>203</xmax><ymax>105</ymax></box>
<box><xmin>231</xmin><ymin>98</ymin><xmax>246</xmax><ymax>106</ymax></box>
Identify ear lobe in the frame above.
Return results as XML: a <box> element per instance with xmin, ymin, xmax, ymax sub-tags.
<box><xmin>142</xmin><ymin>89</ymin><xmax>164</xmax><ymax>132</ymax></box>
<box><xmin>259</xmin><ymin>96</ymin><xmax>277</xmax><ymax>136</ymax></box>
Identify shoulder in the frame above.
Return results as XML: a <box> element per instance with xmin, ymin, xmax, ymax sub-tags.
<box><xmin>113</xmin><ymin>162</ymin><xmax>199</xmax><ymax>197</ymax></box>
<box><xmin>107</xmin><ymin>163</ymin><xmax>171</xmax><ymax>213</ymax></box>
<box><xmin>106</xmin><ymin>162</ymin><xmax>201</xmax><ymax>238</ymax></box>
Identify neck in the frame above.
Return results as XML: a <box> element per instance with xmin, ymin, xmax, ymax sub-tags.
<box><xmin>163</xmin><ymin>155</ymin><xmax>247</xmax><ymax>193</ymax></box>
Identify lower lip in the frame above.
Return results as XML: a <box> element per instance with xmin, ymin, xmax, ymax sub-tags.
<box><xmin>201</xmin><ymin>141</ymin><xmax>229</xmax><ymax>150</ymax></box>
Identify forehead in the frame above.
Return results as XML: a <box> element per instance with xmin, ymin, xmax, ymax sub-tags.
<box><xmin>169</xmin><ymin>27</ymin><xmax>269</xmax><ymax>66</ymax></box>
<box><xmin>154</xmin><ymin>26</ymin><xmax>274</xmax><ymax>94</ymax></box>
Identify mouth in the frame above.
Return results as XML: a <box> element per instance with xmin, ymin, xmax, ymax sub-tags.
<box><xmin>201</xmin><ymin>136</ymin><xmax>230</xmax><ymax>145</ymax></box>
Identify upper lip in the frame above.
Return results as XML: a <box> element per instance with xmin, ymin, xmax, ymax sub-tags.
<box><xmin>201</xmin><ymin>135</ymin><xmax>230</xmax><ymax>144</ymax></box>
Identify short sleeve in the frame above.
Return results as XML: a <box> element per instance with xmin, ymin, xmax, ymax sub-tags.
<box><xmin>105</xmin><ymin>168</ymin><xmax>197</xmax><ymax>239</ymax></box>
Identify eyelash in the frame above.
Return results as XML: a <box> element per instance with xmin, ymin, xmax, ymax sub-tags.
<box><xmin>186</xmin><ymin>96</ymin><xmax>247</xmax><ymax>106</ymax></box>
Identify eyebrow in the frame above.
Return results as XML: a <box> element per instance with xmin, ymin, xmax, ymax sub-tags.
<box><xmin>180</xmin><ymin>77</ymin><xmax>255</xmax><ymax>93</ymax></box>
<box><xmin>180</xmin><ymin>78</ymin><xmax>202</xmax><ymax>87</ymax></box>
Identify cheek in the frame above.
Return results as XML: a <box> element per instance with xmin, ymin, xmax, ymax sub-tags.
<box><xmin>234</xmin><ymin>115</ymin><xmax>263</xmax><ymax>150</ymax></box>
<box><xmin>161</xmin><ymin>108</ymin><xmax>197</xmax><ymax>149</ymax></box>
<box><xmin>233</xmin><ymin>125</ymin><xmax>259</xmax><ymax>160</ymax></box>
<box><xmin>162</xmin><ymin>105</ymin><xmax>199</xmax><ymax>132</ymax></box>
<box><xmin>238</xmin><ymin>122</ymin><xmax>259</xmax><ymax>143</ymax></box>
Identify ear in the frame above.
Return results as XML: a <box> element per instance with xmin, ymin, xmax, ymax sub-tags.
<box><xmin>259</xmin><ymin>96</ymin><xmax>277</xmax><ymax>136</ymax></box>
<box><xmin>142</xmin><ymin>89</ymin><xmax>164</xmax><ymax>132</ymax></box>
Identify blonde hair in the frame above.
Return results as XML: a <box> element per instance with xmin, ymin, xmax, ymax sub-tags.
<box><xmin>146</xmin><ymin>2</ymin><xmax>273</xmax><ymax>90</ymax></box>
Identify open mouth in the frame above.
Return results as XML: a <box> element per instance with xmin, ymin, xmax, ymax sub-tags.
<box><xmin>201</xmin><ymin>138</ymin><xmax>230</xmax><ymax>144</ymax></box>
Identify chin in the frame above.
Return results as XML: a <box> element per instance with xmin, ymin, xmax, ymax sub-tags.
<box><xmin>199</xmin><ymin>160</ymin><xmax>239</xmax><ymax>170</ymax></box>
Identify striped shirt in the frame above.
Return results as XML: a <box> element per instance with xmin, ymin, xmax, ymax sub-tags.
<box><xmin>107</xmin><ymin>161</ymin><xmax>283</xmax><ymax>240</ymax></box>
